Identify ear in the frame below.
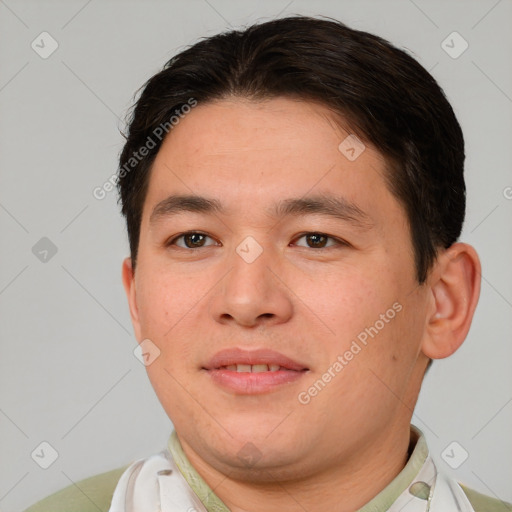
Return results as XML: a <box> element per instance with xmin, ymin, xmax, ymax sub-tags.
<box><xmin>421</xmin><ymin>243</ymin><xmax>481</xmax><ymax>359</ymax></box>
<box><xmin>122</xmin><ymin>257</ymin><xmax>142</xmax><ymax>342</ymax></box>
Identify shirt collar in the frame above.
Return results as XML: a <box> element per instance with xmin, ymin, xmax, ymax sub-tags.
<box><xmin>358</xmin><ymin>425</ymin><xmax>430</xmax><ymax>511</ymax></box>
<box><xmin>168</xmin><ymin>424</ymin><xmax>429</xmax><ymax>512</ymax></box>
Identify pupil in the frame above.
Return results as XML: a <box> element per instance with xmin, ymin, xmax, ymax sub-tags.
<box><xmin>186</xmin><ymin>234</ymin><xmax>204</xmax><ymax>247</ymax></box>
<box><xmin>308</xmin><ymin>234</ymin><xmax>326</xmax><ymax>248</ymax></box>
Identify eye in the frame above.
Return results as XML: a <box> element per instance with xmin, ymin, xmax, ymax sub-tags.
<box><xmin>168</xmin><ymin>232</ymin><xmax>218</xmax><ymax>249</ymax></box>
<box><xmin>293</xmin><ymin>233</ymin><xmax>345</xmax><ymax>249</ymax></box>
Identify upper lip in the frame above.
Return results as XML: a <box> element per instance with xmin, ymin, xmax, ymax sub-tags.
<box><xmin>203</xmin><ymin>348</ymin><xmax>309</xmax><ymax>371</ymax></box>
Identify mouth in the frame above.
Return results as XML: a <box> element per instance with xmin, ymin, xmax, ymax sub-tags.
<box><xmin>202</xmin><ymin>348</ymin><xmax>309</xmax><ymax>394</ymax></box>
<box><xmin>216</xmin><ymin>363</ymin><xmax>291</xmax><ymax>372</ymax></box>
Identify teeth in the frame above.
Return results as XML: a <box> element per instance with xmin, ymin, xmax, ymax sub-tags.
<box><xmin>223</xmin><ymin>364</ymin><xmax>283</xmax><ymax>372</ymax></box>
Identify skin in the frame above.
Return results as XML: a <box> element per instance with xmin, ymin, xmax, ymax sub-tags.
<box><xmin>122</xmin><ymin>97</ymin><xmax>481</xmax><ymax>512</ymax></box>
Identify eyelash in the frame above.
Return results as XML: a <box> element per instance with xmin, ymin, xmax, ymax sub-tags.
<box><xmin>166</xmin><ymin>231</ymin><xmax>348</xmax><ymax>250</ymax></box>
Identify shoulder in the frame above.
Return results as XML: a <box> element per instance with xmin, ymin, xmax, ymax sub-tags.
<box><xmin>461</xmin><ymin>483</ymin><xmax>512</xmax><ymax>512</ymax></box>
<box><xmin>22</xmin><ymin>464</ymin><xmax>130</xmax><ymax>512</ymax></box>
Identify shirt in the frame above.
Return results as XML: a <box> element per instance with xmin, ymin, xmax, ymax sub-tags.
<box><xmin>23</xmin><ymin>425</ymin><xmax>511</xmax><ymax>512</ymax></box>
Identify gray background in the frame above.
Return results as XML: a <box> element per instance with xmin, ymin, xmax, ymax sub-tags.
<box><xmin>1</xmin><ymin>0</ymin><xmax>511</xmax><ymax>510</ymax></box>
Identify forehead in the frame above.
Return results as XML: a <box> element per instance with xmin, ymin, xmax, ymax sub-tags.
<box><xmin>157</xmin><ymin>97</ymin><xmax>362</xmax><ymax>164</ymax></box>
<box><xmin>142</xmin><ymin>97</ymin><xmax>401</xmax><ymax>229</ymax></box>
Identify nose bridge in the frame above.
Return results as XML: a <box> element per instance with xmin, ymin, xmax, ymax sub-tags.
<box><xmin>228</xmin><ymin>234</ymin><xmax>274</xmax><ymax>300</ymax></box>
<box><xmin>209</xmin><ymin>235</ymin><xmax>293</xmax><ymax>327</ymax></box>
<box><xmin>234</xmin><ymin>234</ymin><xmax>268</xmax><ymax>270</ymax></box>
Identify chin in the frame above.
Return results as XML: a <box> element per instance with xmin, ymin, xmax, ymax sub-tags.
<box><xmin>203</xmin><ymin>421</ymin><xmax>312</xmax><ymax>469</ymax></box>
<box><xmin>209</xmin><ymin>443</ymin><xmax>312</xmax><ymax>483</ymax></box>
<box><xmin>223</xmin><ymin>411</ymin><xmax>304</xmax><ymax>448</ymax></box>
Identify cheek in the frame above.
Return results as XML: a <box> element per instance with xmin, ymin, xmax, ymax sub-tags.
<box><xmin>135</xmin><ymin>268</ymin><xmax>208</xmax><ymax>370</ymax></box>
<box><xmin>307</xmin><ymin>268</ymin><xmax>396</xmax><ymax>341</ymax></box>
<box><xmin>136</xmin><ymin>270</ymin><xmax>192</xmax><ymax>332</ymax></box>
<box><xmin>311</xmin><ymin>263</ymin><xmax>418</xmax><ymax>377</ymax></box>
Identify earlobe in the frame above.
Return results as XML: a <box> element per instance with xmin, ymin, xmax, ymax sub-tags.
<box><xmin>122</xmin><ymin>257</ymin><xmax>142</xmax><ymax>341</ymax></box>
<box><xmin>421</xmin><ymin>243</ymin><xmax>481</xmax><ymax>360</ymax></box>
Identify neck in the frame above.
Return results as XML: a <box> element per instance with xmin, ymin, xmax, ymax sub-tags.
<box><xmin>179</xmin><ymin>419</ymin><xmax>413</xmax><ymax>512</ymax></box>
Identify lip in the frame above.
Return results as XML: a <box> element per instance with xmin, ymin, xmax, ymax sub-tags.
<box><xmin>202</xmin><ymin>348</ymin><xmax>309</xmax><ymax>395</ymax></box>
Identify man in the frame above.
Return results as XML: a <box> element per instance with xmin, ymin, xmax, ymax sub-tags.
<box><xmin>24</xmin><ymin>15</ymin><xmax>511</xmax><ymax>512</ymax></box>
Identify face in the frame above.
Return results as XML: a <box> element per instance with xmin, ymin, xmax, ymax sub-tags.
<box><xmin>123</xmin><ymin>97</ymin><xmax>432</xmax><ymax>481</ymax></box>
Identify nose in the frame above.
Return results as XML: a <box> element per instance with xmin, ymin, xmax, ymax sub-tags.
<box><xmin>208</xmin><ymin>240</ymin><xmax>294</xmax><ymax>328</ymax></box>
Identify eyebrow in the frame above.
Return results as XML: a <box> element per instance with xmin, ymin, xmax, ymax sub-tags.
<box><xmin>149</xmin><ymin>194</ymin><xmax>374</xmax><ymax>230</ymax></box>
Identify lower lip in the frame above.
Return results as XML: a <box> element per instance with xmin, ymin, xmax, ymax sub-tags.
<box><xmin>205</xmin><ymin>368</ymin><xmax>307</xmax><ymax>394</ymax></box>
